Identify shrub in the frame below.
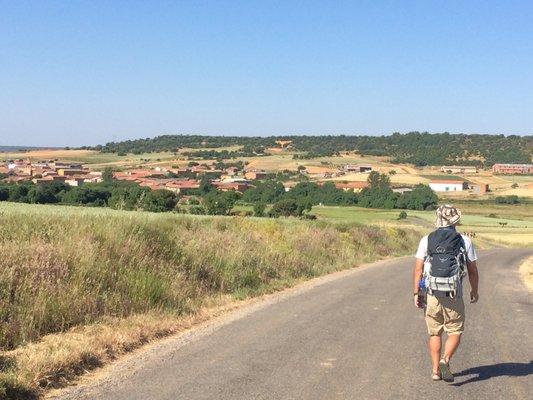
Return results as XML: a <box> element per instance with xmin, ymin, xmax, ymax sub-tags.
<box><xmin>269</xmin><ymin>199</ymin><xmax>300</xmax><ymax>217</ymax></box>
<box><xmin>142</xmin><ymin>189</ymin><xmax>177</xmax><ymax>212</ymax></box>
<box><xmin>495</xmin><ymin>195</ymin><xmax>520</xmax><ymax>204</ymax></box>
<box><xmin>189</xmin><ymin>205</ymin><xmax>206</xmax><ymax>215</ymax></box>
<box><xmin>398</xmin><ymin>211</ymin><xmax>407</xmax><ymax>219</ymax></box>
<box><xmin>253</xmin><ymin>202</ymin><xmax>266</xmax><ymax>217</ymax></box>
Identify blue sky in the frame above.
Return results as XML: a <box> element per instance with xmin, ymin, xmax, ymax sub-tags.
<box><xmin>1</xmin><ymin>0</ymin><xmax>532</xmax><ymax>146</ymax></box>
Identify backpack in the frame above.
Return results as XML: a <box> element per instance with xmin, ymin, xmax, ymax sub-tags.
<box><xmin>423</xmin><ymin>228</ymin><xmax>467</xmax><ymax>298</ymax></box>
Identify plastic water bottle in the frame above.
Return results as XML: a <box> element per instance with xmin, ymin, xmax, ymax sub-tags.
<box><xmin>418</xmin><ymin>279</ymin><xmax>427</xmax><ymax>308</ymax></box>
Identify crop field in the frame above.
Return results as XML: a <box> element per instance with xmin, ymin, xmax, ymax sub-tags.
<box><xmin>0</xmin><ymin>149</ymin><xmax>181</xmax><ymax>168</ymax></box>
<box><xmin>310</xmin><ymin>204</ymin><xmax>533</xmax><ymax>247</ymax></box>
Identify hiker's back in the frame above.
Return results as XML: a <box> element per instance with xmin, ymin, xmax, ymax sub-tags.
<box><xmin>427</xmin><ymin>228</ymin><xmax>464</xmax><ymax>278</ymax></box>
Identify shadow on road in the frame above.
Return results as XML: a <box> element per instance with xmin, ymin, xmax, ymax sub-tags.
<box><xmin>452</xmin><ymin>361</ymin><xmax>533</xmax><ymax>386</ymax></box>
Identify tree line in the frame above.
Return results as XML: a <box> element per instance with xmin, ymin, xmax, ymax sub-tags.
<box><xmin>0</xmin><ymin>171</ymin><xmax>440</xmax><ymax>218</ymax></box>
<box><xmin>0</xmin><ymin>180</ymin><xmax>178</xmax><ymax>212</ymax></box>
<box><xmin>88</xmin><ymin>132</ymin><xmax>533</xmax><ymax>167</ymax></box>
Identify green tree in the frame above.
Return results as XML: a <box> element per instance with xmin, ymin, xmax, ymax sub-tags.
<box><xmin>142</xmin><ymin>189</ymin><xmax>177</xmax><ymax>212</ymax></box>
<box><xmin>198</xmin><ymin>175</ymin><xmax>215</xmax><ymax>195</ymax></box>
<box><xmin>358</xmin><ymin>172</ymin><xmax>397</xmax><ymax>209</ymax></box>
<box><xmin>8</xmin><ymin>184</ymin><xmax>31</xmax><ymax>202</ymax></box>
<box><xmin>269</xmin><ymin>199</ymin><xmax>301</xmax><ymax>217</ymax></box>
<box><xmin>396</xmin><ymin>184</ymin><xmax>438</xmax><ymax>210</ymax></box>
<box><xmin>62</xmin><ymin>185</ymin><xmax>111</xmax><ymax>206</ymax></box>
<box><xmin>0</xmin><ymin>185</ymin><xmax>9</xmax><ymax>201</ymax></box>
<box><xmin>102</xmin><ymin>167</ymin><xmax>114</xmax><ymax>182</ymax></box>
<box><xmin>253</xmin><ymin>202</ymin><xmax>266</xmax><ymax>217</ymax></box>
<box><xmin>203</xmin><ymin>191</ymin><xmax>237</xmax><ymax>215</ymax></box>
<box><xmin>242</xmin><ymin>180</ymin><xmax>285</xmax><ymax>203</ymax></box>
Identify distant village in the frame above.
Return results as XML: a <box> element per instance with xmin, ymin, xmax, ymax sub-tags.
<box><xmin>1</xmin><ymin>157</ymin><xmax>532</xmax><ymax>195</ymax></box>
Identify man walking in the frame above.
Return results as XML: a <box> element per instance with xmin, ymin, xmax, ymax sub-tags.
<box><xmin>413</xmin><ymin>204</ymin><xmax>479</xmax><ymax>382</ymax></box>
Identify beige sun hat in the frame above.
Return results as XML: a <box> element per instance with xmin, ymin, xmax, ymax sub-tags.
<box><xmin>435</xmin><ymin>204</ymin><xmax>461</xmax><ymax>228</ymax></box>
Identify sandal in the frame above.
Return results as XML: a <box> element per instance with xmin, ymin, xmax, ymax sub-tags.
<box><xmin>439</xmin><ymin>359</ymin><xmax>454</xmax><ymax>382</ymax></box>
<box><xmin>431</xmin><ymin>372</ymin><xmax>441</xmax><ymax>381</ymax></box>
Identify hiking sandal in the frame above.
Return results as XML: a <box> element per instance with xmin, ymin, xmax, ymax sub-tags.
<box><xmin>439</xmin><ymin>359</ymin><xmax>454</xmax><ymax>382</ymax></box>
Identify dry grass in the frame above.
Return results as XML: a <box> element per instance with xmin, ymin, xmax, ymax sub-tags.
<box><xmin>0</xmin><ymin>203</ymin><xmax>420</xmax><ymax>398</ymax></box>
<box><xmin>519</xmin><ymin>256</ymin><xmax>533</xmax><ymax>291</ymax></box>
<box><xmin>478</xmin><ymin>233</ymin><xmax>533</xmax><ymax>247</ymax></box>
<box><xmin>0</xmin><ymin>149</ymin><xmax>96</xmax><ymax>160</ymax></box>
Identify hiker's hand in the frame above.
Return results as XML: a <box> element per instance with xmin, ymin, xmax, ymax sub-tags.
<box><xmin>470</xmin><ymin>291</ymin><xmax>479</xmax><ymax>303</ymax></box>
<box><xmin>414</xmin><ymin>294</ymin><xmax>423</xmax><ymax>308</ymax></box>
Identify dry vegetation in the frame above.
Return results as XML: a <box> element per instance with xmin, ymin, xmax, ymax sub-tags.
<box><xmin>0</xmin><ymin>203</ymin><xmax>420</xmax><ymax>398</ymax></box>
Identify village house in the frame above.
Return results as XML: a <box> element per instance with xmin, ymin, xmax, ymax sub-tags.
<box><xmin>441</xmin><ymin>165</ymin><xmax>478</xmax><ymax>174</ymax></box>
<box><xmin>333</xmin><ymin>181</ymin><xmax>369</xmax><ymax>192</ymax></box>
<box><xmin>244</xmin><ymin>169</ymin><xmax>268</xmax><ymax>180</ymax></box>
<box><xmin>164</xmin><ymin>180</ymin><xmax>200</xmax><ymax>194</ymax></box>
<box><xmin>343</xmin><ymin>164</ymin><xmax>372</xmax><ymax>173</ymax></box>
<box><xmin>470</xmin><ymin>184</ymin><xmax>490</xmax><ymax>194</ymax></box>
<box><xmin>392</xmin><ymin>186</ymin><xmax>413</xmax><ymax>194</ymax></box>
<box><xmin>65</xmin><ymin>177</ymin><xmax>86</xmax><ymax>187</ymax></box>
<box><xmin>57</xmin><ymin>168</ymin><xmax>90</xmax><ymax>177</ymax></box>
<box><xmin>225</xmin><ymin>166</ymin><xmax>239</xmax><ymax>175</ymax></box>
<box><xmin>212</xmin><ymin>181</ymin><xmax>252</xmax><ymax>193</ymax></box>
<box><xmin>492</xmin><ymin>163</ymin><xmax>533</xmax><ymax>174</ymax></box>
<box><xmin>282</xmin><ymin>182</ymin><xmax>293</xmax><ymax>192</ymax></box>
<box><xmin>428</xmin><ymin>180</ymin><xmax>466</xmax><ymax>192</ymax></box>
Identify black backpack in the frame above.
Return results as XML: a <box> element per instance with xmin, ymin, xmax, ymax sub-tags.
<box><xmin>427</xmin><ymin>228</ymin><xmax>466</xmax><ymax>278</ymax></box>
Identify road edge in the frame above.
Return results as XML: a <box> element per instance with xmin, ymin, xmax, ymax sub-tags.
<box><xmin>46</xmin><ymin>254</ymin><xmax>413</xmax><ymax>399</ymax></box>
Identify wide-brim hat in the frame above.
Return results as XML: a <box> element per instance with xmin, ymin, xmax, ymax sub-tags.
<box><xmin>435</xmin><ymin>204</ymin><xmax>461</xmax><ymax>228</ymax></box>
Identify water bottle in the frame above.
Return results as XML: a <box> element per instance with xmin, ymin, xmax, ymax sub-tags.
<box><xmin>418</xmin><ymin>279</ymin><xmax>427</xmax><ymax>308</ymax></box>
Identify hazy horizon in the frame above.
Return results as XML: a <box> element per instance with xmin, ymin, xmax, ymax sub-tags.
<box><xmin>2</xmin><ymin>1</ymin><xmax>533</xmax><ymax>147</ymax></box>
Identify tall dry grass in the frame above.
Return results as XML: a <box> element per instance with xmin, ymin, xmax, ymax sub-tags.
<box><xmin>0</xmin><ymin>203</ymin><xmax>419</xmax><ymax>397</ymax></box>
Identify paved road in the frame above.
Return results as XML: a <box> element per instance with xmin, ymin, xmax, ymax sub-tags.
<box><xmin>56</xmin><ymin>249</ymin><xmax>532</xmax><ymax>400</ymax></box>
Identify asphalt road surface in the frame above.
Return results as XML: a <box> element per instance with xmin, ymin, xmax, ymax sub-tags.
<box><xmin>55</xmin><ymin>249</ymin><xmax>532</xmax><ymax>400</ymax></box>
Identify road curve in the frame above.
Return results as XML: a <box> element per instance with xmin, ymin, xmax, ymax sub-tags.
<box><xmin>54</xmin><ymin>249</ymin><xmax>532</xmax><ymax>400</ymax></box>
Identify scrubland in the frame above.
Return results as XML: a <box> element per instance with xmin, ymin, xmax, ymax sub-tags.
<box><xmin>0</xmin><ymin>202</ymin><xmax>419</xmax><ymax>397</ymax></box>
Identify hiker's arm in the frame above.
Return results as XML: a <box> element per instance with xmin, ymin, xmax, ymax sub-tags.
<box><xmin>412</xmin><ymin>258</ymin><xmax>424</xmax><ymax>307</ymax></box>
<box><xmin>466</xmin><ymin>260</ymin><xmax>479</xmax><ymax>303</ymax></box>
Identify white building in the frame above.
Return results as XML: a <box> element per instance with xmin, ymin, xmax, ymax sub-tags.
<box><xmin>429</xmin><ymin>180</ymin><xmax>465</xmax><ymax>192</ymax></box>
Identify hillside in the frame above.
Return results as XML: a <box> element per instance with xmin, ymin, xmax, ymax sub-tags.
<box><xmin>91</xmin><ymin>132</ymin><xmax>533</xmax><ymax>167</ymax></box>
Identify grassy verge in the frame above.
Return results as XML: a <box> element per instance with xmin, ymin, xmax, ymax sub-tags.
<box><xmin>0</xmin><ymin>203</ymin><xmax>420</xmax><ymax>398</ymax></box>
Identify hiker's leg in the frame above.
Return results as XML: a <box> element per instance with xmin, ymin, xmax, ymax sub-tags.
<box><xmin>443</xmin><ymin>333</ymin><xmax>461</xmax><ymax>362</ymax></box>
<box><xmin>428</xmin><ymin>335</ymin><xmax>441</xmax><ymax>373</ymax></box>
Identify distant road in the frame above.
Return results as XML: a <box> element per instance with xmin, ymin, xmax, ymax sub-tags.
<box><xmin>54</xmin><ymin>249</ymin><xmax>532</xmax><ymax>400</ymax></box>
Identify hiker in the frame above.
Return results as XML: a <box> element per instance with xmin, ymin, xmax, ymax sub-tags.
<box><xmin>412</xmin><ymin>204</ymin><xmax>479</xmax><ymax>382</ymax></box>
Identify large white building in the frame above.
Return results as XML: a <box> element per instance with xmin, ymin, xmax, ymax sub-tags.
<box><xmin>429</xmin><ymin>180</ymin><xmax>465</xmax><ymax>192</ymax></box>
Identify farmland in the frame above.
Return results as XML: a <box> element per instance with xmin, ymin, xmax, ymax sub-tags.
<box><xmin>233</xmin><ymin>201</ymin><xmax>533</xmax><ymax>247</ymax></box>
<box><xmin>309</xmin><ymin>203</ymin><xmax>533</xmax><ymax>247</ymax></box>
<box><xmin>2</xmin><ymin>145</ymin><xmax>531</xmax><ymax>198</ymax></box>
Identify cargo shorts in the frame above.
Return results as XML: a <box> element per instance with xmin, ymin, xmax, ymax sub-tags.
<box><xmin>425</xmin><ymin>294</ymin><xmax>465</xmax><ymax>336</ymax></box>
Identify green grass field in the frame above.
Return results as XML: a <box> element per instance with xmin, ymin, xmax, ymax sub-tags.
<box><xmin>309</xmin><ymin>204</ymin><xmax>533</xmax><ymax>247</ymax></box>
<box><xmin>419</xmin><ymin>174</ymin><xmax>465</xmax><ymax>180</ymax></box>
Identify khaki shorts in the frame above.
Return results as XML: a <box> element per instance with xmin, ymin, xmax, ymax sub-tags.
<box><xmin>425</xmin><ymin>294</ymin><xmax>465</xmax><ymax>336</ymax></box>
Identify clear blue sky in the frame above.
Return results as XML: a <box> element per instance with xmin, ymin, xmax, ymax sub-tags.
<box><xmin>1</xmin><ymin>0</ymin><xmax>532</xmax><ymax>147</ymax></box>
